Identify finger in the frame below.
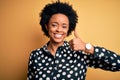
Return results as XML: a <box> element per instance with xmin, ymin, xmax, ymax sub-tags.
<box><xmin>74</xmin><ymin>28</ymin><xmax>79</xmax><ymax>38</ymax></box>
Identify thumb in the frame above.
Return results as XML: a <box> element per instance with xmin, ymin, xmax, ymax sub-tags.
<box><xmin>74</xmin><ymin>28</ymin><xmax>79</xmax><ymax>38</ymax></box>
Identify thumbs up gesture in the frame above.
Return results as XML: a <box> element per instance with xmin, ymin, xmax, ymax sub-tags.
<box><xmin>69</xmin><ymin>29</ymin><xmax>86</xmax><ymax>51</ymax></box>
<box><xmin>69</xmin><ymin>29</ymin><xmax>94</xmax><ymax>54</ymax></box>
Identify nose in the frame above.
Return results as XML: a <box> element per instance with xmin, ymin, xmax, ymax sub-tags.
<box><xmin>56</xmin><ymin>26</ymin><xmax>62</xmax><ymax>32</ymax></box>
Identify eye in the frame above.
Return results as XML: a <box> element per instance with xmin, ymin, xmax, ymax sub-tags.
<box><xmin>62</xmin><ymin>24</ymin><xmax>68</xmax><ymax>29</ymax></box>
<box><xmin>52</xmin><ymin>24</ymin><xmax>56</xmax><ymax>27</ymax></box>
<box><xmin>51</xmin><ymin>23</ymin><xmax>57</xmax><ymax>27</ymax></box>
<box><xmin>62</xmin><ymin>26</ymin><xmax>67</xmax><ymax>28</ymax></box>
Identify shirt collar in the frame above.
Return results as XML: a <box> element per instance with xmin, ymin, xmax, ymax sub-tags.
<box><xmin>42</xmin><ymin>41</ymin><xmax>70</xmax><ymax>52</ymax></box>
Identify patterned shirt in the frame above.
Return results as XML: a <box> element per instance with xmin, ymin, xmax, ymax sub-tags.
<box><xmin>27</xmin><ymin>41</ymin><xmax>120</xmax><ymax>80</ymax></box>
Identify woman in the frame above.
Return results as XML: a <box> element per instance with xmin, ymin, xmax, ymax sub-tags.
<box><xmin>27</xmin><ymin>1</ymin><xmax>120</xmax><ymax>80</ymax></box>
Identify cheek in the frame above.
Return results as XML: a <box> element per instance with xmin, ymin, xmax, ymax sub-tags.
<box><xmin>48</xmin><ymin>27</ymin><xmax>54</xmax><ymax>32</ymax></box>
<box><xmin>48</xmin><ymin>28</ymin><xmax>56</xmax><ymax>36</ymax></box>
<box><xmin>65</xmin><ymin>30</ymin><xmax>68</xmax><ymax>34</ymax></box>
<box><xmin>65</xmin><ymin>28</ymin><xmax>69</xmax><ymax>34</ymax></box>
<box><xmin>49</xmin><ymin>29</ymin><xmax>55</xmax><ymax>34</ymax></box>
<box><xmin>64</xmin><ymin>30</ymin><xmax>69</xmax><ymax>36</ymax></box>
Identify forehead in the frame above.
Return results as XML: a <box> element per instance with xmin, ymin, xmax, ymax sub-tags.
<box><xmin>49</xmin><ymin>13</ymin><xmax>69</xmax><ymax>24</ymax></box>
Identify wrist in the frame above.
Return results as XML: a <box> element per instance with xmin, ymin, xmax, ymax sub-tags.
<box><xmin>84</xmin><ymin>43</ymin><xmax>94</xmax><ymax>54</ymax></box>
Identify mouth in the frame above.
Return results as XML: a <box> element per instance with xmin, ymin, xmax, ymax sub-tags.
<box><xmin>54</xmin><ymin>33</ymin><xmax>63</xmax><ymax>38</ymax></box>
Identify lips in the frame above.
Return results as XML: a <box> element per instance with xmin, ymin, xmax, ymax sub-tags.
<box><xmin>54</xmin><ymin>34</ymin><xmax>62</xmax><ymax>38</ymax></box>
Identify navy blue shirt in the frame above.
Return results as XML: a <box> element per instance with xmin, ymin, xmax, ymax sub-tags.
<box><xmin>27</xmin><ymin>41</ymin><xmax>120</xmax><ymax>80</ymax></box>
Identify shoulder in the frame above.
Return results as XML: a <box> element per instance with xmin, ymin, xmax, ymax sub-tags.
<box><xmin>29</xmin><ymin>47</ymin><xmax>44</xmax><ymax>58</ymax></box>
<box><xmin>30</xmin><ymin>42</ymin><xmax>48</xmax><ymax>55</ymax></box>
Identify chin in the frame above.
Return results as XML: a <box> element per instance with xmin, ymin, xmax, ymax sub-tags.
<box><xmin>54</xmin><ymin>39</ymin><xmax>64</xmax><ymax>43</ymax></box>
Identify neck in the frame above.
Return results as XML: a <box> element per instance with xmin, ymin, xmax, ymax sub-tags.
<box><xmin>47</xmin><ymin>41</ymin><xmax>64</xmax><ymax>56</ymax></box>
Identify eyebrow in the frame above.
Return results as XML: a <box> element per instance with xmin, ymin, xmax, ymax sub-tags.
<box><xmin>51</xmin><ymin>22</ymin><xmax>69</xmax><ymax>25</ymax></box>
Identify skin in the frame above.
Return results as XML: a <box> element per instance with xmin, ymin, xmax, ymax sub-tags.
<box><xmin>46</xmin><ymin>13</ymin><xmax>94</xmax><ymax>56</ymax></box>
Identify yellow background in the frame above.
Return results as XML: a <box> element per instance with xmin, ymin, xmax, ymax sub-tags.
<box><xmin>0</xmin><ymin>0</ymin><xmax>120</xmax><ymax>80</ymax></box>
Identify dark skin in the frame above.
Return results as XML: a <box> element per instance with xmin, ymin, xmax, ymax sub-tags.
<box><xmin>46</xmin><ymin>13</ymin><xmax>94</xmax><ymax>56</ymax></box>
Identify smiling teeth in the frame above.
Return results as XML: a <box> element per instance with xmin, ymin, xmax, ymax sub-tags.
<box><xmin>55</xmin><ymin>34</ymin><xmax>62</xmax><ymax>38</ymax></box>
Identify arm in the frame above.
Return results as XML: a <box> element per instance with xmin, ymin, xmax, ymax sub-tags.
<box><xmin>27</xmin><ymin>51</ymin><xmax>36</xmax><ymax>80</ymax></box>
<box><xmin>86</xmin><ymin>46</ymin><xmax>120</xmax><ymax>71</ymax></box>
<box><xmin>69</xmin><ymin>29</ymin><xmax>120</xmax><ymax>71</ymax></box>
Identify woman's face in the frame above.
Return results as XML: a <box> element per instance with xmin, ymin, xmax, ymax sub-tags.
<box><xmin>46</xmin><ymin>13</ymin><xmax>69</xmax><ymax>43</ymax></box>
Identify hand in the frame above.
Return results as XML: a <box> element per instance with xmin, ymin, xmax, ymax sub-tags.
<box><xmin>69</xmin><ymin>28</ymin><xmax>94</xmax><ymax>54</ymax></box>
<box><xmin>69</xmin><ymin>29</ymin><xmax>86</xmax><ymax>51</ymax></box>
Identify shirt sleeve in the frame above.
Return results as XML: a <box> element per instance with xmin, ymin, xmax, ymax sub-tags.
<box><xmin>27</xmin><ymin>51</ymin><xmax>36</xmax><ymax>80</ymax></box>
<box><xmin>86</xmin><ymin>46</ymin><xmax>120</xmax><ymax>71</ymax></box>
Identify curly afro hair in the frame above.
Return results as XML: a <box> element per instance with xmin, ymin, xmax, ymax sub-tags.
<box><xmin>40</xmin><ymin>1</ymin><xmax>78</xmax><ymax>37</ymax></box>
